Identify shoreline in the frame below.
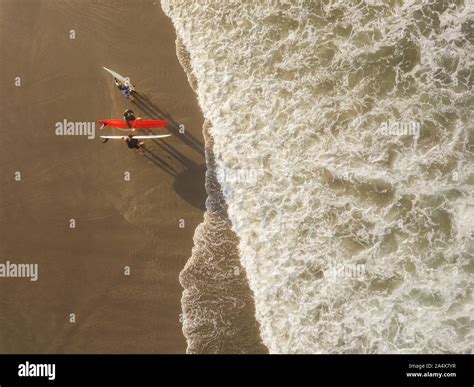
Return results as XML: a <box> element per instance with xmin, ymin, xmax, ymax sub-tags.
<box><xmin>173</xmin><ymin>34</ymin><xmax>267</xmax><ymax>353</ymax></box>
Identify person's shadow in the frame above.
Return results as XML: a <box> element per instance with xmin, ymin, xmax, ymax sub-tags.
<box><xmin>133</xmin><ymin>92</ymin><xmax>205</xmax><ymax>157</ymax></box>
<box><xmin>129</xmin><ymin>93</ymin><xmax>207</xmax><ymax>210</ymax></box>
<box><xmin>139</xmin><ymin>125</ymin><xmax>206</xmax><ymax>211</ymax></box>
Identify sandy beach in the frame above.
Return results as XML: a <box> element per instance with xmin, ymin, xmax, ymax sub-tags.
<box><xmin>2</xmin><ymin>0</ymin><xmax>469</xmax><ymax>361</ymax></box>
<box><xmin>0</xmin><ymin>0</ymin><xmax>205</xmax><ymax>353</ymax></box>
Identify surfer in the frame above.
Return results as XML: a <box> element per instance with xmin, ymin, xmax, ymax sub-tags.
<box><xmin>123</xmin><ymin>109</ymin><xmax>136</xmax><ymax>129</ymax></box>
<box><xmin>114</xmin><ymin>77</ymin><xmax>134</xmax><ymax>101</ymax></box>
<box><xmin>124</xmin><ymin>135</ymin><xmax>144</xmax><ymax>154</ymax></box>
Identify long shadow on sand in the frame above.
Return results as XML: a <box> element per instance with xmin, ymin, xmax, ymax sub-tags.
<box><xmin>142</xmin><ymin>137</ymin><xmax>206</xmax><ymax>211</ymax></box>
<box><xmin>142</xmin><ymin>148</ymin><xmax>179</xmax><ymax>177</ymax></box>
<box><xmin>133</xmin><ymin>93</ymin><xmax>205</xmax><ymax>158</ymax></box>
<box><xmin>130</xmin><ymin>92</ymin><xmax>206</xmax><ymax>210</ymax></box>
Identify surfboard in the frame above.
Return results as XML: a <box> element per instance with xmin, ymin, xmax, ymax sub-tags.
<box><xmin>98</xmin><ymin>119</ymin><xmax>169</xmax><ymax>129</ymax></box>
<box><xmin>103</xmin><ymin>67</ymin><xmax>136</xmax><ymax>91</ymax></box>
<box><xmin>100</xmin><ymin>134</ymin><xmax>172</xmax><ymax>140</ymax></box>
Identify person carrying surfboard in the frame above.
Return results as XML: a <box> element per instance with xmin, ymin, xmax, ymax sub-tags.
<box><xmin>123</xmin><ymin>109</ymin><xmax>136</xmax><ymax>128</ymax></box>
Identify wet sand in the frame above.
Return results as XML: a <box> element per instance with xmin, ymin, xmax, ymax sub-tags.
<box><xmin>0</xmin><ymin>0</ymin><xmax>205</xmax><ymax>353</ymax></box>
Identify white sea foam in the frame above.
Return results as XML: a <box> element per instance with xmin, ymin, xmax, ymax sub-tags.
<box><xmin>163</xmin><ymin>0</ymin><xmax>473</xmax><ymax>353</ymax></box>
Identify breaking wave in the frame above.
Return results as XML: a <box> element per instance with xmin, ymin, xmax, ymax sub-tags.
<box><xmin>163</xmin><ymin>0</ymin><xmax>473</xmax><ymax>353</ymax></box>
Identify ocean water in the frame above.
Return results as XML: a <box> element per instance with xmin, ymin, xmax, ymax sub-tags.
<box><xmin>174</xmin><ymin>39</ymin><xmax>267</xmax><ymax>353</ymax></box>
<box><xmin>163</xmin><ymin>0</ymin><xmax>473</xmax><ymax>353</ymax></box>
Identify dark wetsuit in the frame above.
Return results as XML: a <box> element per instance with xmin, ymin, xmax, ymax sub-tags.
<box><xmin>124</xmin><ymin>110</ymin><xmax>136</xmax><ymax>128</ymax></box>
<box><xmin>126</xmin><ymin>137</ymin><xmax>140</xmax><ymax>149</ymax></box>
